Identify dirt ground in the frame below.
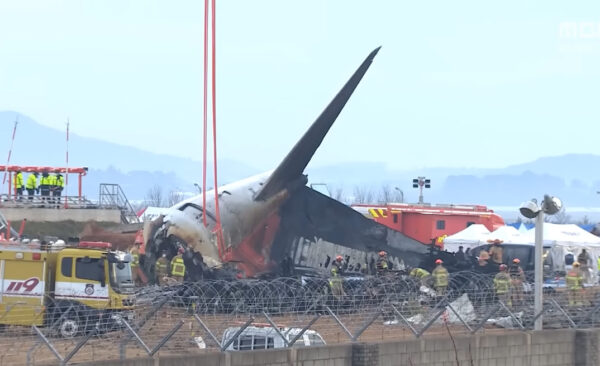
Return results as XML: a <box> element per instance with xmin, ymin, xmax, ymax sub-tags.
<box><xmin>1</xmin><ymin>309</ymin><xmax>524</xmax><ymax>366</ymax></box>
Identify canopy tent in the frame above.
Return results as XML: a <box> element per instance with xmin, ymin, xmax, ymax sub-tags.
<box><xmin>524</xmin><ymin>223</ymin><xmax>600</xmax><ymax>280</ymax></box>
<box><xmin>443</xmin><ymin>224</ymin><xmax>491</xmax><ymax>252</ymax></box>
<box><xmin>486</xmin><ymin>225</ymin><xmax>527</xmax><ymax>244</ymax></box>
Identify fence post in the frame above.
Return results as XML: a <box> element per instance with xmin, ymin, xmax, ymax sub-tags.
<box><xmin>32</xmin><ymin>326</ymin><xmax>64</xmax><ymax>363</ymax></box>
<box><xmin>326</xmin><ymin>306</ymin><xmax>354</xmax><ymax>341</ymax></box>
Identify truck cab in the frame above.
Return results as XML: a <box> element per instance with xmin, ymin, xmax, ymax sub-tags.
<box><xmin>0</xmin><ymin>241</ymin><xmax>134</xmax><ymax>337</ymax></box>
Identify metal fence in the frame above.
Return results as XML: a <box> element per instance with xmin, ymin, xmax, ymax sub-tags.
<box><xmin>3</xmin><ymin>270</ymin><xmax>600</xmax><ymax>365</ymax></box>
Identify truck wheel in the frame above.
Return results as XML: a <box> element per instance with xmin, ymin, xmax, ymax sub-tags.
<box><xmin>59</xmin><ymin>314</ymin><xmax>80</xmax><ymax>338</ymax></box>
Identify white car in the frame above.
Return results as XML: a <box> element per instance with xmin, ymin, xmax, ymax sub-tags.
<box><xmin>221</xmin><ymin>325</ymin><xmax>326</xmax><ymax>351</ymax></box>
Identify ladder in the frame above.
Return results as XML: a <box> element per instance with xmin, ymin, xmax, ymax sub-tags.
<box><xmin>98</xmin><ymin>184</ymin><xmax>140</xmax><ymax>224</ymax></box>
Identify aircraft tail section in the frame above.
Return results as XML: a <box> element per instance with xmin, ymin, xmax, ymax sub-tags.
<box><xmin>255</xmin><ymin>47</ymin><xmax>381</xmax><ymax>201</ymax></box>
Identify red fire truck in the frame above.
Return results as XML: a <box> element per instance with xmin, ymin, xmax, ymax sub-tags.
<box><xmin>352</xmin><ymin>203</ymin><xmax>505</xmax><ymax>247</ymax></box>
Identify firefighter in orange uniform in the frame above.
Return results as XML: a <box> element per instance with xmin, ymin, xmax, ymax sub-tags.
<box><xmin>329</xmin><ymin>255</ymin><xmax>345</xmax><ymax>298</ymax></box>
<box><xmin>509</xmin><ymin>258</ymin><xmax>525</xmax><ymax>306</ymax></box>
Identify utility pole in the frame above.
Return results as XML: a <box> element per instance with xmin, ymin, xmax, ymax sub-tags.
<box><xmin>412</xmin><ymin>177</ymin><xmax>430</xmax><ymax>204</ymax></box>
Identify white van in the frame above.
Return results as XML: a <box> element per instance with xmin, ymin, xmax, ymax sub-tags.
<box><xmin>222</xmin><ymin>325</ymin><xmax>326</xmax><ymax>351</ymax></box>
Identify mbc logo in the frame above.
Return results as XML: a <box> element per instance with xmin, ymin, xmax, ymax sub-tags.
<box><xmin>6</xmin><ymin>277</ymin><xmax>40</xmax><ymax>292</ymax></box>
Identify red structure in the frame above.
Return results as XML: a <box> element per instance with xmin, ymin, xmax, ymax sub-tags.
<box><xmin>1</xmin><ymin>165</ymin><xmax>88</xmax><ymax>200</ymax></box>
<box><xmin>352</xmin><ymin>203</ymin><xmax>505</xmax><ymax>248</ymax></box>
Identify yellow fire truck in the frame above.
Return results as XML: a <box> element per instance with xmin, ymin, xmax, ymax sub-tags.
<box><xmin>0</xmin><ymin>240</ymin><xmax>134</xmax><ymax>337</ymax></box>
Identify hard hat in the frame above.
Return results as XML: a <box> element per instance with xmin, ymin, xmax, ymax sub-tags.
<box><xmin>435</xmin><ymin>259</ymin><xmax>443</xmax><ymax>264</ymax></box>
<box><xmin>513</xmin><ymin>258</ymin><xmax>520</xmax><ymax>264</ymax></box>
<box><xmin>499</xmin><ymin>264</ymin><xmax>507</xmax><ymax>271</ymax></box>
<box><xmin>178</xmin><ymin>247</ymin><xmax>185</xmax><ymax>254</ymax></box>
<box><xmin>22</xmin><ymin>238</ymin><xmax>31</xmax><ymax>244</ymax></box>
<box><xmin>335</xmin><ymin>255</ymin><xmax>343</xmax><ymax>262</ymax></box>
<box><xmin>574</xmin><ymin>262</ymin><xmax>580</xmax><ymax>267</ymax></box>
<box><xmin>378</xmin><ymin>251</ymin><xmax>387</xmax><ymax>257</ymax></box>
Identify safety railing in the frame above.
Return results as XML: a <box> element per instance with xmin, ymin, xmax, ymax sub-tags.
<box><xmin>0</xmin><ymin>194</ymin><xmax>95</xmax><ymax>209</ymax></box>
<box><xmin>2</xmin><ymin>271</ymin><xmax>600</xmax><ymax>365</ymax></box>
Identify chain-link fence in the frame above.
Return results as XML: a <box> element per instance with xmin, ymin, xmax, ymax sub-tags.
<box><xmin>3</xmin><ymin>270</ymin><xmax>600</xmax><ymax>365</ymax></box>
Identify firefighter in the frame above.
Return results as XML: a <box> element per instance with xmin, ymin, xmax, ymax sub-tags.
<box><xmin>129</xmin><ymin>242</ymin><xmax>141</xmax><ymax>286</ymax></box>
<box><xmin>376</xmin><ymin>251</ymin><xmax>389</xmax><ymax>274</ymax></box>
<box><xmin>329</xmin><ymin>255</ymin><xmax>345</xmax><ymax>298</ymax></box>
<box><xmin>409</xmin><ymin>267</ymin><xmax>431</xmax><ymax>287</ymax></box>
<box><xmin>25</xmin><ymin>172</ymin><xmax>38</xmax><ymax>201</ymax></box>
<box><xmin>566</xmin><ymin>262</ymin><xmax>584</xmax><ymax>307</ymax></box>
<box><xmin>509</xmin><ymin>258</ymin><xmax>525</xmax><ymax>306</ymax></box>
<box><xmin>13</xmin><ymin>170</ymin><xmax>24</xmax><ymax>201</ymax></box>
<box><xmin>432</xmin><ymin>259</ymin><xmax>449</xmax><ymax>297</ymax></box>
<box><xmin>577</xmin><ymin>249</ymin><xmax>591</xmax><ymax>284</ymax></box>
<box><xmin>488</xmin><ymin>240</ymin><xmax>503</xmax><ymax>264</ymax></box>
<box><xmin>170</xmin><ymin>247</ymin><xmax>186</xmax><ymax>283</ymax></box>
<box><xmin>494</xmin><ymin>264</ymin><xmax>511</xmax><ymax>307</ymax></box>
<box><xmin>155</xmin><ymin>252</ymin><xmax>169</xmax><ymax>285</ymax></box>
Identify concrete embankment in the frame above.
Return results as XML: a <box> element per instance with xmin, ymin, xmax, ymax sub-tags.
<box><xmin>76</xmin><ymin>328</ymin><xmax>600</xmax><ymax>366</ymax></box>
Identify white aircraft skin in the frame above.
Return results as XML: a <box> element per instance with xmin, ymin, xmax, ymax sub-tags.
<box><xmin>144</xmin><ymin>48</ymin><xmax>381</xmax><ymax>278</ymax></box>
<box><xmin>159</xmin><ymin>171</ymin><xmax>287</xmax><ymax>268</ymax></box>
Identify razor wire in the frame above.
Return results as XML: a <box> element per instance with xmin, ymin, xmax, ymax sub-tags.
<box><xmin>2</xmin><ymin>270</ymin><xmax>600</xmax><ymax>365</ymax></box>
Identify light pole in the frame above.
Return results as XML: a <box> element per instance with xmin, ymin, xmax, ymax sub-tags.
<box><xmin>412</xmin><ymin>177</ymin><xmax>430</xmax><ymax>204</ymax></box>
<box><xmin>394</xmin><ymin>187</ymin><xmax>404</xmax><ymax>203</ymax></box>
<box><xmin>519</xmin><ymin>195</ymin><xmax>562</xmax><ymax>331</ymax></box>
<box><xmin>193</xmin><ymin>183</ymin><xmax>202</xmax><ymax>194</ymax></box>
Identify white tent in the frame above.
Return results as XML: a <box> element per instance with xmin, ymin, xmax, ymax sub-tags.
<box><xmin>443</xmin><ymin>224</ymin><xmax>491</xmax><ymax>252</ymax></box>
<box><xmin>524</xmin><ymin>223</ymin><xmax>600</xmax><ymax>283</ymax></box>
<box><xmin>486</xmin><ymin>225</ymin><xmax>528</xmax><ymax>245</ymax></box>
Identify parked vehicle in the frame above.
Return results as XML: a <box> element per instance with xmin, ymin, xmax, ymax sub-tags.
<box><xmin>222</xmin><ymin>325</ymin><xmax>326</xmax><ymax>351</ymax></box>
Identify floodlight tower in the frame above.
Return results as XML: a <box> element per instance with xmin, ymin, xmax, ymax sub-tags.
<box><xmin>519</xmin><ymin>194</ymin><xmax>562</xmax><ymax>331</ymax></box>
<box><xmin>412</xmin><ymin>176</ymin><xmax>430</xmax><ymax>204</ymax></box>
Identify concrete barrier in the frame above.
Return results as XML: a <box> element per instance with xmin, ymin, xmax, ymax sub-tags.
<box><xmin>76</xmin><ymin>329</ymin><xmax>598</xmax><ymax>366</ymax></box>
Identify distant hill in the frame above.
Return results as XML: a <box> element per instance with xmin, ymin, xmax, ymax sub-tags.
<box><xmin>0</xmin><ymin>111</ymin><xmax>257</xmax><ymax>201</ymax></box>
<box><xmin>3</xmin><ymin>111</ymin><xmax>600</xmax><ymax>209</ymax></box>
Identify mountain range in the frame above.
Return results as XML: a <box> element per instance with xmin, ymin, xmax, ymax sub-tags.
<box><xmin>2</xmin><ymin>111</ymin><xmax>600</xmax><ymax>212</ymax></box>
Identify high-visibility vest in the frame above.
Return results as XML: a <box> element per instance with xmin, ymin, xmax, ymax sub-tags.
<box><xmin>14</xmin><ymin>172</ymin><xmax>23</xmax><ymax>188</ymax></box>
<box><xmin>155</xmin><ymin>257</ymin><xmax>168</xmax><ymax>274</ymax></box>
<box><xmin>331</xmin><ymin>263</ymin><xmax>342</xmax><ymax>277</ymax></box>
<box><xmin>130</xmin><ymin>249</ymin><xmax>139</xmax><ymax>268</ymax></box>
<box><xmin>376</xmin><ymin>258</ymin><xmax>388</xmax><ymax>271</ymax></box>
<box><xmin>597</xmin><ymin>257</ymin><xmax>600</xmax><ymax>271</ymax></box>
<box><xmin>40</xmin><ymin>175</ymin><xmax>52</xmax><ymax>186</ymax></box>
<box><xmin>48</xmin><ymin>175</ymin><xmax>57</xmax><ymax>187</ymax></box>
<box><xmin>26</xmin><ymin>174</ymin><xmax>37</xmax><ymax>189</ymax></box>
<box><xmin>566</xmin><ymin>269</ymin><xmax>582</xmax><ymax>290</ymax></box>
<box><xmin>170</xmin><ymin>255</ymin><xmax>185</xmax><ymax>277</ymax></box>
<box><xmin>410</xmin><ymin>268</ymin><xmax>430</xmax><ymax>279</ymax></box>
<box><xmin>433</xmin><ymin>266</ymin><xmax>449</xmax><ymax>287</ymax></box>
<box><xmin>56</xmin><ymin>175</ymin><xmax>64</xmax><ymax>188</ymax></box>
<box><xmin>494</xmin><ymin>273</ymin><xmax>510</xmax><ymax>294</ymax></box>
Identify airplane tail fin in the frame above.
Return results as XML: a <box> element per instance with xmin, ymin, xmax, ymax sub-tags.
<box><xmin>254</xmin><ymin>47</ymin><xmax>381</xmax><ymax>201</ymax></box>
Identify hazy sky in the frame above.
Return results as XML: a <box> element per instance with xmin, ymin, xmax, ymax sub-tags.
<box><xmin>1</xmin><ymin>1</ymin><xmax>599</xmax><ymax>172</ymax></box>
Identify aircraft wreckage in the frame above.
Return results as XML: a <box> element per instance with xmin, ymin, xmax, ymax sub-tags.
<box><xmin>142</xmin><ymin>47</ymin><xmax>434</xmax><ymax>282</ymax></box>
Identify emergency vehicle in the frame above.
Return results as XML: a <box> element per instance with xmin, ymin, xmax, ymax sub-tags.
<box><xmin>352</xmin><ymin>203</ymin><xmax>505</xmax><ymax>247</ymax></box>
<box><xmin>0</xmin><ymin>240</ymin><xmax>134</xmax><ymax>337</ymax></box>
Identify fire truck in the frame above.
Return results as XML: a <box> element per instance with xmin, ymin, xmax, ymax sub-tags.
<box><xmin>0</xmin><ymin>240</ymin><xmax>134</xmax><ymax>337</ymax></box>
<box><xmin>352</xmin><ymin>203</ymin><xmax>505</xmax><ymax>247</ymax></box>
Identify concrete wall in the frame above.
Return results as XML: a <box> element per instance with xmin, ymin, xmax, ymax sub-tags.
<box><xmin>78</xmin><ymin>329</ymin><xmax>591</xmax><ymax>366</ymax></box>
<box><xmin>2</xmin><ymin>207</ymin><xmax>121</xmax><ymax>223</ymax></box>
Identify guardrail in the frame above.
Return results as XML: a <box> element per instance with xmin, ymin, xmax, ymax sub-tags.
<box><xmin>2</xmin><ymin>271</ymin><xmax>600</xmax><ymax>365</ymax></box>
<box><xmin>0</xmin><ymin>194</ymin><xmax>95</xmax><ymax>209</ymax></box>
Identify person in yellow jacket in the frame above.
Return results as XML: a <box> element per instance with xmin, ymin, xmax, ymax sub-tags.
<box><xmin>25</xmin><ymin>172</ymin><xmax>38</xmax><ymax>201</ymax></box>
<box><xmin>376</xmin><ymin>251</ymin><xmax>389</xmax><ymax>274</ymax></box>
<box><xmin>170</xmin><ymin>247</ymin><xmax>186</xmax><ymax>283</ymax></box>
<box><xmin>329</xmin><ymin>255</ymin><xmax>345</xmax><ymax>298</ymax></box>
<box><xmin>494</xmin><ymin>264</ymin><xmax>511</xmax><ymax>307</ymax></box>
<box><xmin>129</xmin><ymin>242</ymin><xmax>142</xmax><ymax>286</ymax></box>
<box><xmin>409</xmin><ymin>267</ymin><xmax>432</xmax><ymax>287</ymax></box>
<box><xmin>39</xmin><ymin>172</ymin><xmax>52</xmax><ymax>206</ymax></box>
<box><xmin>13</xmin><ymin>170</ymin><xmax>24</xmax><ymax>201</ymax></box>
<box><xmin>52</xmin><ymin>172</ymin><xmax>64</xmax><ymax>208</ymax></box>
<box><xmin>155</xmin><ymin>252</ymin><xmax>169</xmax><ymax>285</ymax></box>
<box><xmin>566</xmin><ymin>262</ymin><xmax>584</xmax><ymax>307</ymax></box>
<box><xmin>432</xmin><ymin>259</ymin><xmax>449</xmax><ymax>296</ymax></box>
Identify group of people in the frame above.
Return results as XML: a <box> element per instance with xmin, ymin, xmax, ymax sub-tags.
<box><xmin>329</xmin><ymin>250</ymin><xmax>450</xmax><ymax>298</ymax></box>
<box><xmin>128</xmin><ymin>243</ymin><xmax>187</xmax><ymax>286</ymax></box>
<box><xmin>13</xmin><ymin>170</ymin><xmax>64</xmax><ymax>205</ymax></box>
